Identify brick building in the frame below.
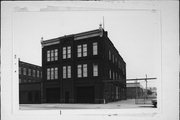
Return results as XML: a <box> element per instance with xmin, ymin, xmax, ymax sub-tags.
<box><xmin>41</xmin><ymin>26</ymin><xmax>126</xmax><ymax>103</ymax></box>
<box><xmin>19</xmin><ymin>60</ymin><xmax>42</xmax><ymax>104</ymax></box>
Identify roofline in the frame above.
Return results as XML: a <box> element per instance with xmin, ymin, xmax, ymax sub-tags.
<box><xmin>41</xmin><ymin>29</ymin><xmax>103</xmax><ymax>46</ymax></box>
<box><xmin>19</xmin><ymin>60</ymin><xmax>42</xmax><ymax>68</ymax></box>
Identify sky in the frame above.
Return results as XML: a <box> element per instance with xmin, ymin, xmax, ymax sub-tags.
<box><xmin>13</xmin><ymin>9</ymin><xmax>161</xmax><ymax>88</ymax></box>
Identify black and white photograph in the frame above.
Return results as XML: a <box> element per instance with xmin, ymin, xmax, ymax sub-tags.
<box><xmin>1</xmin><ymin>1</ymin><xmax>179</xmax><ymax>120</ymax></box>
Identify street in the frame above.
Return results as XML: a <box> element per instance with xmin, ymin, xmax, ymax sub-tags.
<box><xmin>19</xmin><ymin>99</ymin><xmax>155</xmax><ymax>110</ymax></box>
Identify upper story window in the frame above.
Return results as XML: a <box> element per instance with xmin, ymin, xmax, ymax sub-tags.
<box><xmin>54</xmin><ymin>49</ymin><xmax>58</xmax><ymax>61</ymax></box>
<box><xmin>55</xmin><ymin>67</ymin><xmax>58</xmax><ymax>79</ymax></box>
<box><xmin>63</xmin><ymin>47</ymin><xmax>67</xmax><ymax>59</ymax></box>
<box><xmin>47</xmin><ymin>50</ymin><xmax>50</xmax><ymax>62</ymax></box>
<box><xmin>109</xmin><ymin>69</ymin><xmax>111</xmax><ymax>79</ymax></box>
<box><xmin>77</xmin><ymin>44</ymin><xmax>87</xmax><ymax>57</ymax></box>
<box><xmin>83</xmin><ymin>64</ymin><xmax>87</xmax><ymax>77</ymax></box>
<box><xmin>109</xmin><ymin>51</ymin><xmax>111</xmax><ymax>60</ymax></box>
<box><xmin>83</xmin><ymin>44</ymin><xmax>87</xmax><ymax>57</ymax></box>
<box><xmin>77</xmin><ymin>45</ymin><xmax>82</xmax><ymax>57</ymax></box>
<box><xmin>47</xmin><ymin>67</ymin><xmax>58</xmax><ymax>80</ymax></box>
<box><xmin>112</xmin><ymin>55</ymin><xmax>114</xmax><ymax>63</ymax></box>
<box><xmin>67</xmin><ymin>46</ymin><xmax>71</xmax><ymax>58</ymax></box>
<box><xmin>51</xmin><ymin>50</ymin><xmax>54</xmax><ymax>61</ymax></box>
<box><xmin>93</xmin><ymin>42</ymin><xmax>98</xmax><ymax>55</ymax></box>
<box><xmin>33</xmin><ymin>70</ymin><xmax>36</xmax><ymax>77</ymax></box>
<box><xmin>67</xmin><ymin>66</ymin><xmax>71</xmax><ymax>78</ymax></box>
<box><xmin>93</xmin><ymin>64</ymin><xmax>98</xmax><ymax>77</ymax></box>
<box><xmin>77</xmin><ymin>64</ymin><xmax>87</xmax><ymax>78</ymax></box>
<box><xmin>37</xmin><ymin>70</ymin><xmax>39</xmax><ymax>78</ymax></box>
<box><xmin>77</xmin><ymin>65</ymin><xmax>82</xmax><ymax>78</ymax></box>
<box><xmin>28</xmin><ymin>69</ymin><xmax>31</xmax><ymax>76</ymax></box>
<box><xmin>47</xmin><ymin>49</ymin><xmax>58</xmax><ymax>62</ymax></box>
<box><xmin>63</xmin><ymin>46</ymin><xmax>71</xmax><ymax>59</ymax></box>
<box><xmin>51</xmin><ymin>68</ymin><xmax>54</xmax><ymax>80</ymax></box>
<box><xmin>47</xmin><ymin>68</ymin><xmax>50</xmax><ymax>80</ymax></box>
<box><xmin>63</xmin><ymin>66</ymin><xmax>71</xmax><ymax>79</ymax></box>
<box><xmin>63</xmin><ymin>66</ymin><xmax>67</xmax><ymax>79</ymax></box>
<box><xmin>23</xmin><ymin>68</ymin><xmax>26</xmax><ymax>75</ymax></box>
<box><xmin>113</xmin><ymin>71</ymin><xmax>115</xmax><ymax>80</ymax></box>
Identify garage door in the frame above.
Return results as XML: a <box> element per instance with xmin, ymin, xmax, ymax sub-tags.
<box><xmin>46</xmin><ymin>88</ymin><xmax>60</xmax><ymax>103</ymax></box>
<box><xmin>76</xmin><ymin>86</ymin><xmax>95</xmax><ymax>103</ymax></box>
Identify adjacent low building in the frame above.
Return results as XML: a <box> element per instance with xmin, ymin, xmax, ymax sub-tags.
<box><xmin>19</xmin><ymin>60</ymin><xmax>42</xmax><ymax>104</ymax></box>
<box><xmin>41</xmin><ymin>25</ymin><xmax>126</xmax><ymax>103</ymax></box>
<box><xmin>126</xmin><ymin>82</ymin><xmax>144</xmax><ymax>99</ymax></box>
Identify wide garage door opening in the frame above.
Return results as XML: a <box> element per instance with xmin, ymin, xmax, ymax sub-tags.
<box><xmin>46</xmin><ymin>88</ymin><xmax>60</xmax><ymax>103</ymax></box>
<box><xmin>76</xmin><ymin>86</ymin><xmax>95</xmax><ymax>103</ymax></box>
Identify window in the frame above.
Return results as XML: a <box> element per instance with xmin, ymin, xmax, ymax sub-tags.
<box><xmin>63</xmin><ymin>66</ymin><xmax>71</xmax><ymax>79</ymax></box>
<box><xmin>28</xmin><ymin>69</ymin><xmax>31</xmax><ymax>76</ymax></box>
<box><xmin>51</xmin><ymin>68</ymin><xmax>54</xmax><ymax>80</ymax></box>
<box><xmin>54</xmin><ymin>49</ymin><xmax>58</xmax><ymax>61</ymax></box>
<box><xmin>23</xmin><ymin>68</ymin><xmax>26</xmax><ymax>75</ymax></box>
<box><xmin>63</xmin><ymin>46</ymin><xmax>71</xmax><ymax>59</ymax></box>
<box><xmin>93</xmin><ymin>42</ymin><xmax>98</xmax><ymax>55</ymax></box>
<box><xmin>77</xmin><ymin>45</ymin><xmax>82</xmax><ymax>57</ymax></box>
<box><xmin>55</xmin><ymin>67</ymin><xmax>58</xmax><ymax>79</ymax></box>
<box><xmin>40</xmin><ymin>71</ymin><xmax>42</xmax><ymax>78</ymax></box>
<box><xmin>51</xmin><ymin>50</ymin><xmax>54</xmax><ymax>61</ymax></box>
<box><xmin>93</xmin><ymin>64</ymin><xmax>98</xmax><ymax>76</ymax></box>
<box><xmin>47</xmin><ymin>67</ymin><xmax>58</xmax><ymax>80</ymax></box>
<box><xmin>37</xmin><ymin>70</ymin><xmax>39</xmax><ymax>78</ymax></box>
<box><xmin>116</xmin><ymin>72</ymin><xmax>118</xmax><ymax>79</ymax></box>
<box><xmin>109</xmin><ymin>51</ymin><xmax>111</xmax><ymax>60</ymax></box>
<box><xmin>63</xmin><ymin>47</ymin><xmax>67</xmax><ymax>59</ymax></box>
<box><xmin>19</xmin><ymin>79</ymin><xmax>21</xmax><ymax>83</ymax></box>
<box><xmin>113</xmin><ymin>72</ymin><xmax>115</xmax><ymax>80</ymax></box>
<box><xmin>109</xmin><ymin>69</ymin><xmax>111</xmax><ymax>79</ymax></box>
<box><xmin>83</xmin><ymin>64</ymin><xmax>87</xmax><ymax>77</ymax></box>
<box><xmin>67</xmin><ymin>66</ymin><xmax>71</xmax><ymax>78</ymax></box>
<box><xmin>47</xmin><ymin>49</ymin><xmax>58</xmax><ymax>62</ymax></box>
<box><xmin>112</xmin><ymin>55</ymin><xmax>114</xmax><ymax>63</ymax></box>
<box><xmin>77</xmin><ymin>65</ymin><xmax>82</xmax><ymax>78</ymax></box>
<box><xmin>47</xmin><ymin>50</ymin><xmax>50</xmax><ymax>62</ymax></box>
<box><xmin>83</xmin><ymin>44</ymin><xmax>87</xmax><ymax>57</ymax></box>
<box><xmin>33</xmin><ymin>70</ymin><xmax>36</xmax><ymax>77</ymax></box>
<box><xmin>47</xmin><ymin>68</ymin><xmax>50</xmax><ymax>80</ymax></box>
<box><xmin>67</xmin><ymin>46</ymin><xmax>71</xmax><ymax>58</ymax></box>
<box><xmin>63</xmin><ymin>66</ymin><xmax>67</xmax><ymax>79</ymax></box>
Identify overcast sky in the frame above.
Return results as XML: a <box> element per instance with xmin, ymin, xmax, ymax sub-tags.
<box><xmin>13</xmin><ymin>9</ymin><xmax>161</xmax><ymax>87</ymax></box>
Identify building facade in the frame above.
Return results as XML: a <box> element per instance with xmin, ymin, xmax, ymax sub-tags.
<box><xmin>19</xmin><ymin>60</ymin><xmax>42</xmax><ymax>104</ymax></box>
<box><xmin>41</xmin><ymin>26</ymin><xmax>126</xmax><ymax>103</ymax></box>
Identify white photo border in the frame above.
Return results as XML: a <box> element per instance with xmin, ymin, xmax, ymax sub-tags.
<box><xmin>1</xmin><ymin>1</ymin><xmax>179</xmax><ymax>120</ymax></box>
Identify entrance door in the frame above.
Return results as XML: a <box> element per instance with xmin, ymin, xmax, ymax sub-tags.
<box><xmin>76</xmin><ymin>86</ymin><xmax>94</xmax><ymax>103</ymax></box>
<box><xmin>46</xmin><ymin>88</ymin><xmax>60</xmax><ymax>103</ymax></box>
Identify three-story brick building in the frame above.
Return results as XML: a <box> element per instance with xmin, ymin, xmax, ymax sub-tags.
<box><xmin>41</xmin><ymin>26</ymin><xmax>126</xmax><ymax>103</ymax></box>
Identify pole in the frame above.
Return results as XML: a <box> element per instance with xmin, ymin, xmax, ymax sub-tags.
<box><xmin>145</xmin><ymin>74</ymin><xmax>147</xmax><ymax>104</ymax></box>
<box><xmin>135</xmin><ymin>79</ymin><xmax>137</xmax><ymax>104</ymax></box>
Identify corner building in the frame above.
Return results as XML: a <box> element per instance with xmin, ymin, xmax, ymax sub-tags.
<box><xmin>41</xmin><ymin>27</ymin><xmax>126</xmax><ymax>103</ymax></box>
